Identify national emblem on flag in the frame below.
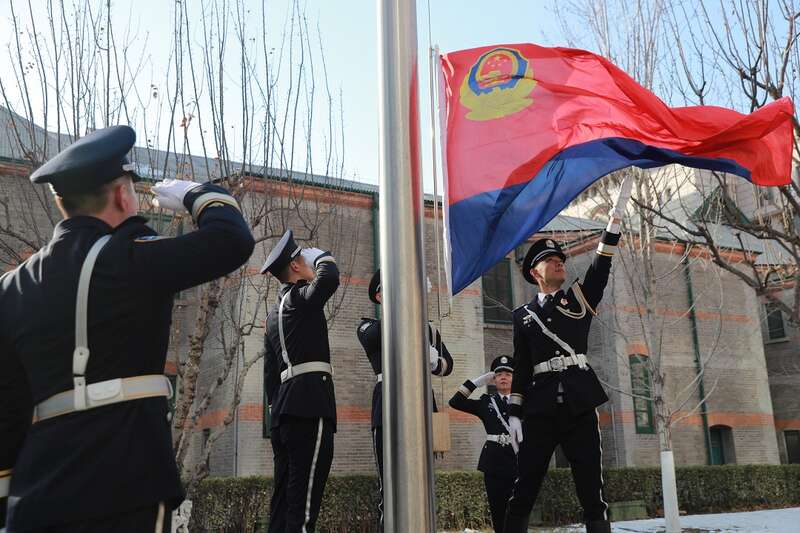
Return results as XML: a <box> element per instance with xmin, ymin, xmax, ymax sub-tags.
<box><xmin>439</xmin><ymin>43</ymin><xmax>794</xmax><ymax>295</ymax></box>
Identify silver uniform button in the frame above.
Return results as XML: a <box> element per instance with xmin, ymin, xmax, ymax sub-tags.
<box><xmin>547</xmin><ymin>318</ymin><xmax>552</xmax><ymax>322</ymax></box>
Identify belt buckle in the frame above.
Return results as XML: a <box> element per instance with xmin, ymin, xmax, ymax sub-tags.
<box><xmin>498</xmin><ymin>434</ymin><xmax>511</xmax><ymax>446</ymax></box>
<box><xmin>549</xmin><ymin>356</ymin><xmax>566</xmax><ymax>372</ymax></box>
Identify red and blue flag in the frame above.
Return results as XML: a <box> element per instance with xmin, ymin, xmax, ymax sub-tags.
<box><xmin>440</xmin><ymin>43</ymin><xmax>794</xmax><ymax>295</ymax></box>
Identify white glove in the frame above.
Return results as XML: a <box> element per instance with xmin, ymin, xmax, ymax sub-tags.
<box><xmin>429</xmin><ymin>345</ymin><xmax>440</xmax><ymax>370</ymax></box>
<box><xmin>471</xmin><ymin>371</ymin><xmax>495</xmax><ymax>388</ymax></box>
<box><xmin>608</xmin><ymin>175</ymin><xmax>634</xmax><ymax>222</ymax></box>
<box><xmin>508</xmin><ymin>415</ymin><xmax>523</xmax><ymax>454</ymax></box>
<box><xmin>300</xmin><ymin>247</ymin><xmax>326</xmax><ymax>268</ymax></box>
<box><xmin>151</xmin><ymin>179</ymin><xmax>202</xmax><ymax>212</ymax></box>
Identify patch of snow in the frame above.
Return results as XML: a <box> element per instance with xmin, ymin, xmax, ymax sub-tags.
<box><xmin>445</xmin><ymin>507</ymin><xmax>800</xmax><ymax>533</ymax></box>
<box><xmin>610</xmin><ymin>507</ymin><xmax>800</xmax><ymax>533</ymax></box>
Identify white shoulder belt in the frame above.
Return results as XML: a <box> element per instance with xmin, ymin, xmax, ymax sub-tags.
<box><xmin>33</xmin><ymin>235</ymin><xmax>172</xmax><ymax>423</ymax></box>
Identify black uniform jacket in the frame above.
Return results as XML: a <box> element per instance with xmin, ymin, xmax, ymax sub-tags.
<box><xmin>0</xmin><ymin>184</ymin><xmax>255</xmax><ymax>530</ymax></box>
<box><xmin>264</xmin><ymin>255</ymin><xmax>340</xmax><ymax>431</ymax></box>
<box><xmin>449</xmin><ymin>382</ymin><xmax>517</xmax><ymax>478</ymax></box>
<box><xmin>509</xmin><ymin>230</ymin><xmax>621</xmax><ymax>419</ymax></box>
<box><xmin>357</xmin><ymin>319</ymin><xmax>453</xmax><ymax>429</ymax></box>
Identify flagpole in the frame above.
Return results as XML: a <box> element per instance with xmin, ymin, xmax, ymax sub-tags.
<box><xmin>377</xmin><ymin>0</ymin><xmax>436</xmax><ymax>532</ymax></box>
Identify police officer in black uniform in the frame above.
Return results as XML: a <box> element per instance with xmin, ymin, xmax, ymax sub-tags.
<box><xmin>262</xmin><ymin>230</ymin><xmax>339</xmax><ymax>533</ymax></box>
<box><xmin>504</xmin><ymin>180</ymin><xmax>632</xmax><ymax>533</ymax></box>
<box><xmin>449</xmin><ymin>356</ymin><xmax>518</xmax><ymax>533</ymax></box>
<box><xmin>356</xmin><ymin>269</ymin><xmax>454</xmax><ymax>528</ymax></box>
<box><xmin>0</xmin><ymin>125</ymin><xmax>255</xmax><ymax>532</ymax></box>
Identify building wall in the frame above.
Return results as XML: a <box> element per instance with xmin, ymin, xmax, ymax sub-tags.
<box><xmin>0</xmin><ymin>158</ymin><xmax>786</xmax><ymax>481</ymax></box>
<box><xmin>587</xmin><ymin>241</ymin><xmax>780</xmax><ymax>467</ymax></box>
<box><xmin>193</xmin><ymin>189</ymin><xmax>492</xmax><ymax>477</ymax></box>
<box><xmin>761</xmin><ymin>286</ymin><xmax>800</xmax><ymax>463</ymax></box>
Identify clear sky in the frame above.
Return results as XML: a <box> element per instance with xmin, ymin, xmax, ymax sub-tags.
<box><xmin>2</xmin><ymin>2</ymin><xmax>754</xmax><ymax>193</ymax></box>
<box><xmin>0</xmin><ymin>0</ymin><xmax>561</xmax><ymax>191</ymax></box>
<box><xmin>316</xmin><ymin>0</ymin><xmax>561</xmax><ymax>188</ymax></box>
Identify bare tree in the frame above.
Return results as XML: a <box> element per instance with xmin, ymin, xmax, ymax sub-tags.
<box><xmin>647</xmin><ymin>0</ymin><xmax>800</xmax><ymax>326</ymax></box>
<box><xmin>0</xmin><ymin>0</ymin><xmax>359</xmax><ymax>499</ymax></box>
<box><xmin>552</xmin><ymin>0</ymin><xmax>800</xmax><ymax>529</ymax></box>
<box><xmin>551</xmin><ymin>1</ymin><xmax>774</xmax><ymax>530</ymax></box>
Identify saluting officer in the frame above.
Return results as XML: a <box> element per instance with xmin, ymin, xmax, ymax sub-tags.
<box><xmin>503</xmin><ymin>180</ymin><xmax>632</xmax><ymax>533</ymax></box>
<box><xmin>262</xmin><ymin>230</ymin><xmax>339</xmax><ymax>533</ymax></box>
<box><xmin>0</xmin><ymin>126</ymin><xmax>255</xmax><ymax>532</ymax></box>
<box><xmin>449</xmin><ymin>356</ymin><xmax>518</xmax><ymax>533</ymax></box>
<box><xmin>356</xmin><ymin>269</ymin><xmax>453</xmax><ymax>528</ymax></box>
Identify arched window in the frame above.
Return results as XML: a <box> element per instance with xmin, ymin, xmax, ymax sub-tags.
<box><xmin>709</xmin><ymin>425</ymin><xmax>736</xmax><ymax>465</ymax></box>
<box><xmin>765</xmin><ymin>302</ymin><xmax>786</xmax><ymax>340</ymax></box>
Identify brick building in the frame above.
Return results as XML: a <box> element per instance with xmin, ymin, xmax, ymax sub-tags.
<box><xmin>564</xmin><ymin>164</ymin><xmax>799</xmax><ymax>467</ymax></box>
<box><xmin>1</xmin><ymin>110</ymin><xmax>797</xmax><ymax>484</ymax></box>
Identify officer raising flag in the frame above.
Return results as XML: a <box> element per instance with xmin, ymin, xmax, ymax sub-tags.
<box><xmin>502</xmin><ymin>178</ymin><xmax>633</xmax><ymax>533</ymax></box>
<box><xmin>356</xmin><ymin>269</ymin><xmax>454</xmax><ymax>530</ymax></box>
<box><xmin>0</xmin><ymin>126</ymin><xmax>255</xmax><ymax>532</ymax></box>
<box><xmin>449</xmin><ymin>355</ymin><xmax>518</xmax><ymax>533</ymax></box>
<box><xmin>262</xmin><ymin>230</ymin><xmax>339</xmax><ymax>533</ymax></box>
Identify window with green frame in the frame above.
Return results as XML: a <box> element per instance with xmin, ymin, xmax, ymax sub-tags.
<box><xmin>482</xmin><ymin>258</ymin><xmax>513</xmax><ymax>324</ymax></box>
<box><xmin>765</xmin><ymin>302</ymin><xmax>786</xmax><ymax>340</ymax></box>
<box><xmin>785</xmin><ymin>430</ymin><xmax>800</xmax><ymax>464</ymax></box>
<box><xmin>629</xmin><ymin>354</ymin><xmax>655</xmax><ymax>434</ymax></box>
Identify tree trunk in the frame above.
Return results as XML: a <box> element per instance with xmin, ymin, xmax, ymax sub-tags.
<box><xmin>656</xmin><ymin>397</ymin><xmax>680</xmax><ymax>533</ymax></box>
<box><xmin>659</xmin><ymin>449</ymin><xmax>680</xmax><ymax>533</ymax></box>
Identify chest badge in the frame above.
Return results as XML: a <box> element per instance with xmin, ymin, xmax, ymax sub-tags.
<box><xmin>555</xmin><ymin>284</ymin><xmax>588</xmax><ymax>320</ymax></box>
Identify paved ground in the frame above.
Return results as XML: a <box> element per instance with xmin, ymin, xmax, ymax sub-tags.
<box><xmin>447</xmin><ymin>506</ymin><xmax>800</xmax><ymax>532</ymax></box>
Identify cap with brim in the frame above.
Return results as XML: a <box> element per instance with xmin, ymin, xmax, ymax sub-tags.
<box><xmin>491</xmin><ymin>355</ymin><xmax>514</xmax><ymax>373</ymax></box>
<box><xmin>30</xmin><ymin>125</ymin><xmax>140</xmax><ymax>194</ymax></box>
<box><xmin>368</xmin><ymin>269</ymin><xmax>381</xmax><ymax>304</ymax></box>
<box><xmin>522</xmin><ymin>238</ymin><xmax>566</xmax><ymax>284</ymax></box>
<box><xmin>260</xmin><ymin>230</ymin><xmax>301</xmax><ymax>276</ymax></box>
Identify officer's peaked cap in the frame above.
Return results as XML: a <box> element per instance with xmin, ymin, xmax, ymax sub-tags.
<box><xmin>30</xmin><ymin>125</ymin><xmax>140</xmax><ymax>194</ymax></box>
<box><xmin>260</xmin><ymin>229</ymin><xmax>301</xmax><ymax>276</ymax></box>
<box><xmin>491</xmin><ymin>355</ymin><xmax>514</xmax><ymax>373</ymax></box>
<box><xmin>522</xmin><ymin>238</ymin><xmax>566</xmax><ymax>284</ymax></box>
<box><xmin>368</xmin><ymin>269</ymin><xmax>381</xmax><ymax>304</ymax></box>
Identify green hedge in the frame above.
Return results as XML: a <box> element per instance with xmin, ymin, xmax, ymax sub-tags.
<box><xmin>189</xmin><ymin>465</ymin><xmax>800</xmax><ymax>532</ymax></box>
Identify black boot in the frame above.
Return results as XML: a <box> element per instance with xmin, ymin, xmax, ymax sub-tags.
<box><xmin>586</xmin><ymin>519</ymin><xmax>611</xmax><ymax>533</ymax></box>
<box><xmin>502</xmin><ymin>512</ymin><xmax>530</xmax><ymax>533</ymax></box>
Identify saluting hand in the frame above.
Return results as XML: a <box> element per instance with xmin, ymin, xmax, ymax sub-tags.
<box><xmin>151</xmin><ymin>179</ymin><xmax>202</xmax><ymax>212</ymax></box>
<box><xmin>508</xmin><ymin>415</ymin><xmax>523</xmax><ymax>454</ymax></box>
<box><xmin>300</xmin><ymin>247</ymin><xmax>326</xmax><ymax>268</ymax></box>
<box><xmin>471</xmin><ymin>371</ymin><xmax>495</xmax><ymax>388</ymax></box>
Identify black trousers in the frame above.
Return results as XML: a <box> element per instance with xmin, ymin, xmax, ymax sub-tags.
<box><xmin>484</xmin><ymin>472</ymin><xmax>515</xmax><ymax>533</ymax></box>
<box><xmin>22</xmin><ymin>503</ymin><xmax>169</xmax><ymax>532</ymax></box>
<box><xmin>372</xmin><ymin>427</ymin><xmax>384</xmax><ymax>530</ymax></box>
<box><xmin>507</xmin><ymin>405</ymin><xmax>608</xmax><ymax>524</ymax></box>
<box><xmin>269</xmin><ymin>416</ymin><xmax>335</xmax><ymax>533</ymax></box>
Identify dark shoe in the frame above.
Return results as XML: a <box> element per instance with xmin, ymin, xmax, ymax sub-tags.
<box><xmin>502</xmin><ymin>512</ymin><xmax>530</xmax><ymax>533</ymax></box>
<box><xmin>586</xmin><ymin>519</ymin><xmax>611</xmax><ymax>533</ymax></box>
